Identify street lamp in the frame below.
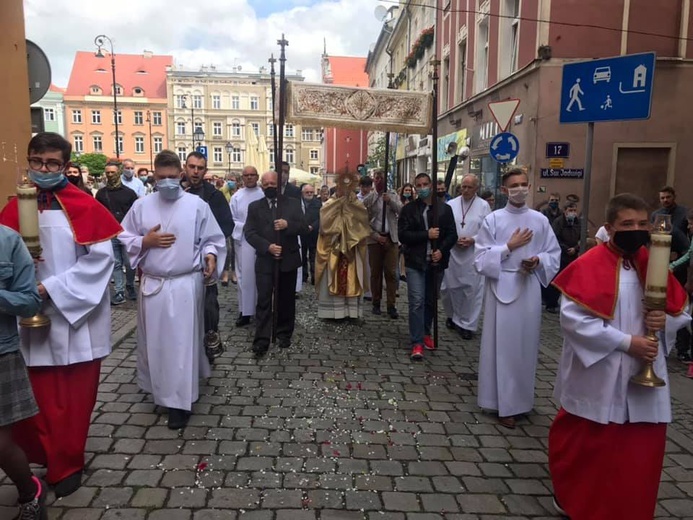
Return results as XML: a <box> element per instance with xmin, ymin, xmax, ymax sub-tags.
<box><xmin>94</xmin><ymin>35</ymin><xmax>120</xmax><ymax>159</ymax></box>
<box><xmin>225</xmin><ymin>141</ymin><xmax>234</xmax><ymax>177</ymax></box>
<box><xmin>193</xmin><ymin>128</ymin><xmax>205</xmax><ymax>149</ymax></box>
<box><xmin>146</xmin><ymin>110</ymin><xmax>153</xmax><ymax>169</ymax></box>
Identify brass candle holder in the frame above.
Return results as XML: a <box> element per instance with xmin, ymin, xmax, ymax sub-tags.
<box><xmin>631</xmin><ymin>214</ymin><xmax>671</xmax><ymax>388</ymax></box>
<box><xmin>16</xmin><ymin>183</ymin><xmax>50</xmax><ymax>329</ymax></box>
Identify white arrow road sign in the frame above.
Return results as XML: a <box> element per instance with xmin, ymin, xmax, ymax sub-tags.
<box><xmin>488</xmin><ymin>99</ymin><xmax>521</xmax><ymax>132</ymax></box>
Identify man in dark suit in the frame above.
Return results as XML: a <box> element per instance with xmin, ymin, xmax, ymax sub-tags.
<box><xmin>281</xmin><ymin>161</ymin><xmax>302</xmax><ymax>199</ymax></box>
<box><xmin>300</xmin><ymin>183</ymin><xmax>321</xmax><ymax>284</ymax></box>
<box><xmin>245</xmin><ymin>171</ymin><xmax>308</xmax><ymax>358</ymax></box>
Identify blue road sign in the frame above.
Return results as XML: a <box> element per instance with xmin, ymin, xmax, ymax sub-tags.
<box><xmin>489</xmin><ymin>132</ymin><xmax>520</xmax><ymax>164</ymax></box>
<box><xmin>560</xmin><ymin>52</ymin><xmax>655</xmax><ymax>124</ymax></box>
<box><xmin>196</xmin><ymin>145</ymin><xmax>208</xmax><ymax>158</ymax></box>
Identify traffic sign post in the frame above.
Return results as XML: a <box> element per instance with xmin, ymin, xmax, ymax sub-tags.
<box><xmin>559</xmin><ymin>52</ymin><xmax>656</xmax><ymax>253</ymax></box>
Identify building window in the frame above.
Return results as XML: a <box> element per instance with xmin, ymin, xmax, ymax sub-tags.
<box><xmin>509</xmin><ymin>0</ymin><xmax>520</xmax><ymax>74</ymax></box>
<box><xmin>251</xmin><ymin>122</ymin><xmax>260</xmax><ymax>136</ymax></box>
<box><xmin>475</xmin><ymin>17</ymin><xmax>489</xmax><ymax>93</ymax></box>
<box><xmin>194</xmin><ymin>123</ymin><xmax>203</xmax><ymax>134</ymax></box>
<box><xmin>134</xmin><ymin>111</ymin><xmax>143</xmax><ymax>125</ymax></box>
<box><xmin>115</xmin><ymin>85</ymin><xmax>123</xmax><ymax>95</ymax></box>
<box><xmin>91</xmin><ymin>110</ymin><xmax>101</xmax><ymax>124</ymax></box>
<box><xmin>177</xmin><ymin>147</ymin><xmax>187</xmax><ymax>161</ymax></box>
<box><xmin>457</xmin><ymin>39</ymin><xmax>467</xmax><ymax>103</ymax></box>
<box><xmin>43</xmin><ymin>108</ymin><xmax>55</xmax><ymax>121</ymax></box>
<box><xmin>250</xmin><ymin>96</ymin><xmax>259</xmax><ymax>110</ymax></box>
<box><xmin>152</xmin><ymin>111</ymin><xmax>162</xmax><ymax>125</ymax></box>
<box><xmin>310</xmin><ymin>149</ymin><xmax>319</xmax><ymax>160</ymax></box>
<box><xmin>213</xmin><ymin>146</ymin><xmax>223</xmax><ymax>163</ymax></box>
<box><xmin>73</xmin><ymin>135</ymin><xmax>83</xmax><ymax>153</ymax></box>
<box><xmin>154</xmin><ymin>136</ymin><xmax>163</xmax><ymax>153</ymax></box>
<box><xmin>93</xmin><ymin>135</ymin><xmax>102</xmax><ymax>152</ymax></box>
<box><xmin>176</xmin><ymin>95</ymin><xmax>186</xmax><ymax>109</ymax></box>
<box><xmin>285</xmin><ymin>124</ymin><xmax>294</xmax><ymax>138</ymax></box>
<box><xmin>302</xmin><ymin>128</ymin><xmax>313</xmax><ymax>141</ymax></box>
<box><xmin>90</xmin><ymin>86</ymin><xmax>101</xmax><ymax>95</ymax></box>
<box><xmin>268</xmin><ymin>124</ymin><xmax>274</xmax><ymax>137</ymax></box>
<box><xmin>442</xmin><ymin>57</ymin><xmax>450</xmax><ymax>112</ymax></box>
<box><xmin>310</xmin><ymin>166</ymin><xmax>319</xmax><ymax>174</ymax></box>
<box><xmin>212</xmin><ymin>95</ymin><xmax>221</xmax><ymax>109</ymax></box>
<box><xmin>284</xmin><ymin>148</ymin><xmax>294</xmax><ymax>164</ymax></box>
<box><xmin>113</xmin><ymin>110</ymin><xmax>122</xmax><ymax>125</ymax></box>
<box><xmin>231</xmin><ymin>95</ymin><xmax>240</xmax><ymax>110</ymax></box>
<box><xmin>231</xmin><ymin>147</ymin><xmax>242</xmax><ymax>163</ymax></box>
<box><xmin>134</xmin><ymin>136</ymin><xmax>145</xmax><ymax>153</ymax></box>
<box><xmin>72</xmin><ymin>110</ymin><xmax>82</xmax><ymax>124</ymax></box>
<box><xmin>176</xmin><ymin>121</ymin><xmax>186</xmax><ymax>135</ymax></box>
<box><xmin>117</xmin><ymin>136</ymin><xmax>124</xmax><ymax>154</ymax></box>
<box><xmin>232</xmin><ymin>122</ymin><xmax>241</xmax><ymax>137</ymax></box>
<box><xmin>193</xmin><ymin>95</ymin><xmax>202</xmax><ymax>109</ymax></box>
<box><xmin>213</xmin><ymin>121</ymin><xmax>222</xmax><ymax>136</ymax></box>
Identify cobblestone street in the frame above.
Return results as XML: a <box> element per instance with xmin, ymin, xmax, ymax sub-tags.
<box><xmin>3</xmin><ymin>282</ymin><xmax>693</xmax><ymax>520</ymax></box>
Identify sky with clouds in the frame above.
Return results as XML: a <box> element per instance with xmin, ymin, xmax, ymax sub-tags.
<box><xmin>23</xmin><ymin>0</ymin><xmax>389</xmax><ymax>87</ymax></box>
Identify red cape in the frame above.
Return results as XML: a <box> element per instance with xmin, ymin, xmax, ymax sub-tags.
<box><xmin>0</xmin><ymin>182</ymin><xmax>122</xmax><ymax>245</ymax></box>
<box><xmin>552</xmin><ymin>243</ymin><xmax>687</xmax><ymax>320</ymax></box>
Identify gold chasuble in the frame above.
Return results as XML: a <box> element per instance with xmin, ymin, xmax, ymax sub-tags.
<box><xmin>315</xmin><ymin>177</ymin><xmax>370</xmax><ymax>298</ymax></box>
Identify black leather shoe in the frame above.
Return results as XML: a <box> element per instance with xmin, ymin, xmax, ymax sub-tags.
<box><xmin>445</xmin><ymin>318</ymin><xmax>455</xmax><ymax>329</ymax></box>
<box><xmin>372</xmin><ymin>305</ymin><xmax>382</xmax><ymax>315</ymax></box>
<box><xmin>54</xmin><ymin>471</ymin><xmax>82</xmax><ymax>498</ymax></box>
<box><xmin>278</xmin><ymin>339</ymin><xmax>291</xmax><ymax>349</ymax></box>
<box><xmin>235</xmin><ymin>315</ymin><xmax>251</xmax><ymax>327</ymax></box>
<box><xmin>387</xmin><ymin>306</ymin><xmax>399</xmax><ymax>319</ymax></box>
<box><xmin>460</xmin><ymin>329</ymin><xmax>473</xmax><ymax>340</ymax></box>
<box><xmin>253</xmin><ymin>348</ymin><xmax>268</xmax><ymax>359</ymax></box>
<box><xmin>168</xmin><ymin>408</ymin><xmax>191</xmax><ymax>430</ymax></box>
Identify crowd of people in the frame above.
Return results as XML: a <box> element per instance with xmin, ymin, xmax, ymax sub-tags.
<box><xmin>0</xmin><ymin>132</ymin><xmax>691</xmax><ymax>519</ymax></box>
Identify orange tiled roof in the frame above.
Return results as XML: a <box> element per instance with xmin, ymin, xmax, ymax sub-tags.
<box><xmin>326</xmin><ymin>56</ymin><xmax>368</xmax><ymax>87</ymax></box>
<box><xmin>65</xmin><ymin>51</ymin><xmax>173</xmax><ymax>98</ymax></box>
<box><xmin>49</xmin><ymin>84</ymin><xmax>66</xmax><ymax>94</ymax></box>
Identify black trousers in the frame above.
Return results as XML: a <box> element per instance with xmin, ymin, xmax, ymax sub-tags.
<box><xmin>204</xmin><ymin>283</ymin><xmax>219</xmax><ymax>333</ymax></box>
<box><xmin>301</xmin><ymin>242</ymin><xmax>316</xmax><ymax>282</ymax></box>
<box><xmin>253</xmin><ymin>268</ymin><xmax>297</xmax><ymax>351</ymax></box>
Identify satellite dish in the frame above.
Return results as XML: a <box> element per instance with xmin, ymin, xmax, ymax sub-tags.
<box><xmin>26</xmin><ymin>40</ymin><xmax>51</xmax><ymax>104</ymax></box>
<box><xmin>374</xmin><ymin>5</ymin><xmax>388</xmax><ymax>21</ymax></box>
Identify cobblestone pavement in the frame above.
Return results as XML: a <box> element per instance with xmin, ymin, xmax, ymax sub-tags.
<box><xmin>2</xmin><ymin>282</ymin><xmax>693</xmax><ymax>520</ymax></box>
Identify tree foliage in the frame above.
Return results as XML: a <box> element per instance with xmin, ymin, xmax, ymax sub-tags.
<box><xmin>71</xmin><ymin>153</ymin><xmax>109</xmax><ymax>177</ymax></box>
<box><xmin>367</xmin><ymin>135</ymin><xmax>387</xmax><ymax>170</ymax></box>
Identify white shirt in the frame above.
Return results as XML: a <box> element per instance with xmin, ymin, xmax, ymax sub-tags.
<box><xmin>121</xmin><ymin>175</ymin><xmax>146</xmax><ymax>198</ymax></box>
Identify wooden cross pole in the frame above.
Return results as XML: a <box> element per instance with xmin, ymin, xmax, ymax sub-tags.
<box><xmin>430</xmin><ymin>58</ymin><xmax>441</xmax><ymax>351</ymax></box>
<box><xmin>268</xmin><ymin>54</ymin><xmax>279</xmax><ymax>170</ymax></box>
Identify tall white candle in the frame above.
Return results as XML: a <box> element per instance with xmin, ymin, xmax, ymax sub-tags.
<box><xmin>16</xmin><ymin>184</ymin><xmax>40</xmax><ymax>252</ymax></box>
<box><xmin>644</xmin><ymin>232</ymin><xmax>672</xmax><ymax>305</ymax></box>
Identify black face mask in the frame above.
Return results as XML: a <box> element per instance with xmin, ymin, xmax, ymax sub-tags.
<box><xmin>612</xmin><ymin>229</ymin><xmax>650</xmax><ymax>255</ymax></box>
<box><xmin>67</xmin><ymin>175</ymin><xmax>81</xmax><ymax>186</ymax></box>
<box><xmin>437</xmin><ymin>191</ymin><xmax>446</xmax><ymax>198</ymax></box>
<box><xmin>264</xmin><ymin>187</ymin><xmax>278</xmax><ymax>200</ymax></box>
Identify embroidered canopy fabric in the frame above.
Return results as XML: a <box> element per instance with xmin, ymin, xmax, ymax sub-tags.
<box><xmin>286</xmin><ymin>81</ymin><xmax>433</xmax><ymax>134</ymax></box>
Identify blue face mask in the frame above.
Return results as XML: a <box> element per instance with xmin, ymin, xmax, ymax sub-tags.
<box><xmin>418</xmin><ymin>187</ymin><xmax>431</xmax><ymax>199</ymax></box>
<box><xmin>227</xmin><ymin>181</ymin><xmax>236</xmax><ymax>189</ymax></box>
<box><xmin>157</xmin><ymin>178</ymin><xmax>181</xmax><ymax>200</ymax></box>
<box><xmin>29</xmin><ymin>169</ymin><xmax>66</xmax><ymax>190</ymax></box>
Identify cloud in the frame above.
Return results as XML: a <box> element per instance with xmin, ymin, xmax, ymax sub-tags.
<box><xmin>23</xmin><ymin>0</ymin><xmax>385</xmax><ymax>87</ymax></box>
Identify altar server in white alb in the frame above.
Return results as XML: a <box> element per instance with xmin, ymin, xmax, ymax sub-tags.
<box><xmin>441</xmin><ymin>174</ymin><xmax>491</xmax><ymax>339</ymax></box>
<box><xmin>230</xmin><ymin>166</ymin><xmax>264</xmax><ymax>327</ymax></box>
<box><xmin>119</xmin><ymin>150</ymin><xmax>226</xmax><ymax>430</ymax></box>
<box><xmin>0</xmin><ymin>133</ymin><xmax>121</xmax><ymax>498</ymax></box>
<box><xmin>474</xmin><ymin>167</ymin><xmax>560</xmax><ymax>429</ymax></box>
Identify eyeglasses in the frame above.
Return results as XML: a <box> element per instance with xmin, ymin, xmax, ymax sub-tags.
<box><xmin>28</xmin><ymin>157</ymin><xmax>64</xmax><ymax>172</ymax></box>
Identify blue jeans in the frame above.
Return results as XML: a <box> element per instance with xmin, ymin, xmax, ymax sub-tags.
<box><xmin>406</xmin><ymin>265</ymin><xmax>441</xmax><ymax>346</ymax></box>
<box><xmin>112</xmin><ymin>238</ymin><xmax>135</xmax><ymax>295</ymax></box>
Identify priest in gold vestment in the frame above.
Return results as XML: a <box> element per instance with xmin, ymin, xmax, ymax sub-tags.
<box><xmin>315</xmin><ymin>171</ymin><xmax>371</xmax><ymax>319</ymax></box>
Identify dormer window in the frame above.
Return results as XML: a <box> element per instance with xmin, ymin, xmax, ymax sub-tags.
<box><xmin>115</xmin><ymin>85</ymin><xmax>123</xmax><ymax>95</ymax></box>
<box><xmin>90</xmin><ymin>85</ymin><xmax>102</xmax><ymax>95</ymax></box>
<box><xmin>133</xmin><ymin>87</ymin><xmax>144</xmax><ymax>96</ymax></box>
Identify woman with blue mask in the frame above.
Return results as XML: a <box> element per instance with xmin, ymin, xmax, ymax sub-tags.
<box><xmin>0</xmin><ymin>132</ymin><xmax>121</xmax><ymax>498</ymax></box>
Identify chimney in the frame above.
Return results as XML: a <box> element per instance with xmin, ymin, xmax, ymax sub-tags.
<box><xmin>143</xmin><ymin>50</ymin><xmax>153</xmax><ymax>58</ymax></box>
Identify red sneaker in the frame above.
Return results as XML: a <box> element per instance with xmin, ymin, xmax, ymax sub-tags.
<box><xmin>410</xmin><ymin>344</ymin><xmax>424</xmax><ymax>360</ymax></box>
<box><xmin>423</xmin><ymin>335</ymin><xmax>435</xmax><ymax>350</ymax></box>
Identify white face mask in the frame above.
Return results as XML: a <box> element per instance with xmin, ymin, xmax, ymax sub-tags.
<box><xmin>507</xmin><ymin>186</ymin><xmax>529</xmax><ymax>205</ymax></box>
